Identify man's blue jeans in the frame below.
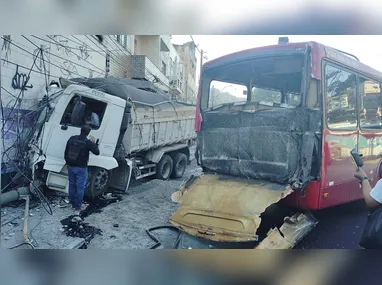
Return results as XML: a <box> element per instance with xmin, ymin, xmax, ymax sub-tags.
<box><xmin>68</xmin><ymin>166</ymin><xmax>88</xmax><ymax>211</ymax></box>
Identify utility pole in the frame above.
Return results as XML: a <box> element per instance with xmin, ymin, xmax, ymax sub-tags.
<box><xmin>199</xmin><ymin>49</ymin><xmax>207</xmax><ymax>99</ymax></box>
<box><xmin>200</xmin><ymin>49</ymin><xmax>204</xmax><ymax>78</ymax></box>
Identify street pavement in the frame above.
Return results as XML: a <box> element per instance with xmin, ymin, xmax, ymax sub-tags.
<box><xmin>296</xmin><ymin>199</ymin><xmax>368</xmax><ymax>249</ymax></box>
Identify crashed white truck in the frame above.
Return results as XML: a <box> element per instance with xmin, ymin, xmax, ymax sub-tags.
<box><xmin>28</xmin><ymin>78</ymin><xmax>196</xmax><ymax>198</ymax></box>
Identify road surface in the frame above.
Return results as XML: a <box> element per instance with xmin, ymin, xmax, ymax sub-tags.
<box><xmin>1</xmin><ymin>159</ymin><xmax>370</xmax><ymax>249</ymax></box>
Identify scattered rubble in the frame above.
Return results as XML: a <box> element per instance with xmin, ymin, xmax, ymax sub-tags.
<box><xmin>1</xmin><ymin>159</ymin><xmax>202</xmax><ymax>249</ymax></box>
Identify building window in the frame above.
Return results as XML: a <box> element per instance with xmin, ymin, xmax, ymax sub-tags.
<box><xmin>115</xmin><ymin>35</ymin><xmax>127</xmax><ymax>49</ymax></box>
<box><xmin>325</xmin><ymin>64</ymin><xmax>357</xmax><ymax>130</ymax></box>
<box><xmin>123</xmin><ymin>36</ymin><xmax>127</xmax><ymax>48</ymax></box>
<box><xmin>162</xmin><ymin>61</ymin><xmax>167</xmax><ymax>76</ymax></box>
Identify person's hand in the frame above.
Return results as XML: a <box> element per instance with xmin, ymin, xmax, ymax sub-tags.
<box><xmin>354</xmin><ymin>168</ymin><xmax>367</xmax><ymax>180</ymax></box>
<box><xmin>90</xmin><ymin>137</ymin><xmax>96</xmax><ymax>143</ymax></box>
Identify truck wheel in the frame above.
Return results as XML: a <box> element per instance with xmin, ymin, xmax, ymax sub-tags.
<box><xmin>156</xmin><ymin>154</ymin><xmax>173</xmax><ymax>180</ymax></box>
<box><xmin>171</xmin><ymin>153</ymin><xmax>187</xmax><ymax>179</ymax></box>
<box><xmin>85</xmin><ymin>167</ymin><xmax>112</xmax><ymax>199</ymax></box>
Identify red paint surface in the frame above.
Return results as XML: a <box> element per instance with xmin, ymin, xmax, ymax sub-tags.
<box><xmin>195</xmin><ymin>40</ymin><xmax>382</xmax><ymax>210</ymax></box>
<box><xmin>283</xmin><ymin>181</ymin><xmax>321</xmax><ymax>210</ymax></box>
<box><xmin>195</xmin><ymin>41</ymin><xmax>382</xmax><ymax>133</ymax></box>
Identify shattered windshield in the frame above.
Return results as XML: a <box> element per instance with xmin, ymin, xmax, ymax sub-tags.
<box><xmin>251</xmin><ymin>88</ymin><xmax>301</xmax><ymax>106</ymax></box>
<box><xmin>203</xmin><ymin>54</ymin><xmax>305</xmax><ymax>110</ymax></box>
<box><xmin>209</xmin><ymin>81</ymin><xmax>247</xmax><ymax>107</ymax></box>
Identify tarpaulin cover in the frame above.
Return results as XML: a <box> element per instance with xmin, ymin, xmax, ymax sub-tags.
<box><xmin>198</xmin><ymin>108</ymin><xmax>321</xmax><ymax>184</ymax></box>
<box><xmin>70</xmin><ymin>77</ymin><xmax>187</xmax><ymax>108</ymax></box>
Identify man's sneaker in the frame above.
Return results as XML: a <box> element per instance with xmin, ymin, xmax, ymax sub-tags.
<box><xmin>79</xmin><ymin>204</ymin><xmax>88</xmax><ymax>211</ymax></box>
<box><xmin>72</xmin><ymin>211</ymin><xmax>83</xmax><ymax>223</ymax></box>
<box><xmin>73</xmin><ymin>204</ymin><xmax>88</xmax><ymax>212</ymax></box>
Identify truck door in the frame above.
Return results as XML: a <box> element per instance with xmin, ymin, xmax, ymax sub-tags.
<box><xmin>43</xmin><ymin>94</ymin><xmax>109</xmax><ymax>172</ymax></box>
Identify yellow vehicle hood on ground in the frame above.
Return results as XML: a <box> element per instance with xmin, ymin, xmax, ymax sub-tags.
<box><xmin>169</xmin><ymin>174</ymin><xmax>294</xmax><ymax>242</ymax></box>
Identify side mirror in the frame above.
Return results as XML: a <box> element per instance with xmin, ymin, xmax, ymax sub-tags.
<box><xmin>71</xmin><ymin>101</ymin><xmax>86</xmax><ymax>126</ymax></box>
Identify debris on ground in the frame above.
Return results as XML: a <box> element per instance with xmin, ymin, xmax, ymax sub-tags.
<box><xmin>1</xmin><ymin>159</ymin><xmax>202</xmax><ymax>249</ymax></box>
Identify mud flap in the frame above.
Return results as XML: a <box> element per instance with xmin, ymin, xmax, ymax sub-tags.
<box><xmin>169</xmin><ymin>174</ymin><xmax>294</xmax><ymax>242</ymax></box>
<box><xmin>256</xmin><ymin>212</ymin><xmax>318</xmax><ymax>249</ymax></box>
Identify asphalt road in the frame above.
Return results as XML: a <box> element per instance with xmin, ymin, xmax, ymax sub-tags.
<box><xmin>295</xmin><ymin>199</ymin><xmax>369</xmax><ymax>249</ymax></box>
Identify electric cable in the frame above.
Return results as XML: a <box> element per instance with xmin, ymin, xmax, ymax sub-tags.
<box><xmin>1</xmin><ymin>47</ymin><xmax>40</xmax><ymax>124</ymax></box>
<box><xmin>28</xmin><ymin>211</ymin><xmax>43</xmax><ymax>248</ymax></box>
<box><xmin>23</xmin><ymin>36</ymin><xmax>104</xmax><ymax>75</ymax></box>
<box><xmin>2</xmin><ymin>37</ymin><xmax>88</xmax><ymax>80</ymax></box>
<box><xmin>146</xmin><ymin>225</ymin><xmax>183</xmax><ymax>249</ymax></box>
<box><xmin>3</xmin><ymin>151</ymin><xmax>53</xmax><ymax>215</ymax></box>
<box><xmin>8</xmin><ymin>242</ymin><xmax>35</xmax><ymax>249</ymax></box>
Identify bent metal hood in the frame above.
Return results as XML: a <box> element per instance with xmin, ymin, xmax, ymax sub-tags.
<box><xmin>169</xmin><ymin>174</ymin><xmax>293</xmax><ymax>242</ymax></box>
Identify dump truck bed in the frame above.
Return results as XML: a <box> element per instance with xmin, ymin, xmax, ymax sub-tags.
<box><xmin>124</xmin><ymin>102</ymin><xmax>196</xmax><ymax>153</ymax></box>
<box><xmin>67</xmin><ymin>77</ymin><xmax>197</xmax><ymax>154</ymax></box>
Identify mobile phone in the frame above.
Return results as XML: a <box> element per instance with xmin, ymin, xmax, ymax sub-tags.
<box><xmin>350</xmin><ymin>148</ymin><xmax>364</xmax><ymax>169</ymax></box>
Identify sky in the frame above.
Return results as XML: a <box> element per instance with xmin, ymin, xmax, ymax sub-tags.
<box><xmin>172</xmin><ymin>35</ymin><xmax>382</xmax><ymax>95</ymax></box>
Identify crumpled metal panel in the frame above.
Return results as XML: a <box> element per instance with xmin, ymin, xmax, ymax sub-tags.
<box><xmin>198</xmin><ymin>108</ymin><xmax>321</xmax><ymax>185</ymax></box>
<box><xmin>256</xmin><ymin>212</ymin><xmax>318</xmax><ymax>249</ymax></box>
<box><xmin>169</xmin><ymin>174</ymin><xmax>293</xmax><ymax>242</ymax></box>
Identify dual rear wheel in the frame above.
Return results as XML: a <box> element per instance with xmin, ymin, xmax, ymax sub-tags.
<box><xmin>156</xmin><ymin>152</ymin><xmax>188</xmax><ymax>180</ymax></box>
<box><xmin>84</xmin><ymin>151</ymin><xmax>188</xmax><ymax>198</ymax></box>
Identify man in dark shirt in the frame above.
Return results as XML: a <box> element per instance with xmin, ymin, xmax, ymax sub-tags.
<box><xmin>64</xmin><ymin>125</ymin><xmax>100</xmax><ymax>216</ymax></box>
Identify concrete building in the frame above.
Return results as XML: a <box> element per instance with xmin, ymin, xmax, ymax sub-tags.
<box><xmin>0</xmin><ymin>34</ymin><xmax>186</xmax><ymax>174</ymax></box>
<box><xmin>129</xmin><ymin>35</ymin><xmax>185</xmax><ymax>97</ymax></box>
<box><xmin>131</xmin><ymin>35</ymin><xmax>173</xmax><ymax>93</ymax></box>
<box><xmin>174</xmin><ymin>41</ymin><xmax>198</xmax><ymax>104</ymax></box>
<box><xmin>0</xmin><ymin>35</ymin><xmax>135</xmax><ymax>173</ymax></box>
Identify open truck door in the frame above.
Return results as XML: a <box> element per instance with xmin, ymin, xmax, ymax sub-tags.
<box><xmin>43</xmin><ymin>90</ymin><xmax>106</xmax><ymax>173</ymax></box>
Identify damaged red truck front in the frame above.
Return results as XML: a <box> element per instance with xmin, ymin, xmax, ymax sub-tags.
<box><xmin>170</xmin><ymin>38</ymin><xmax>382</xmax><ymax>248</ymax></box>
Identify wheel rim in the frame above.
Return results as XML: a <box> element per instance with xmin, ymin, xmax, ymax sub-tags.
<box><xmin>176</xmin><ymin>159</ymin><xmax>185</xmax><ymax>173</ymax></box>
<box><xmin>162</xmin><ymin>162</ymin><xmax>171</xmax><ymax>178</ymax></box>
<box><xmin>94</xmin><ymin>168</ymin><xmax>109</xmax><ymax>191</ymax></box>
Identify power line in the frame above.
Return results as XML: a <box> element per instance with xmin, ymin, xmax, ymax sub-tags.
<box><xmin>97</xmin><ymin>36</ymin><xmax>174</xmax><ymax>91</ymax></box>
<box><xmin>4</xmin><ymin>35</ymin><xmax>174</xmax><ymax>98</ymax></box>
<box><xmin>1</xmin><ymin>37</ymin><xmax>88</xmax><ymax>80</ymax></box>
<box><xmin>190</xmin><ymin>35</ymin><xmax>202</xmax><ymax>54</ymax></box>
<box><xmin>72</xmin><ymin>35</ymin><xmax>174</xmax><ymax>92</ymax></box>
<box><xmin>29</xmin><ymin>36</ymin><xmax>105</xmax><ymax>74</ymax></box>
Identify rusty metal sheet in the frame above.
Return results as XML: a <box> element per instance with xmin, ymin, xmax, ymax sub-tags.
<box><xmin>256</xmin><ymin>212</ymin><xmax>318</xmax><ymax>249</ymax></box>
<box><xmin>169</xmin><ymin>174</ymin><xmax>293</xmax><ymax>242</ymax></box>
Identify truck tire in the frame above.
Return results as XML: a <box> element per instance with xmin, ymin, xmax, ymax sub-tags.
<box><xmin>85</xmin><ymin>167</ymin><xmax>112</xmax><ymax>199</ymax></box>
<box><xmin>171</xmin><ymin>153</ymin><xmax>187</xmax><ymax>179</ymax></box>
<box><xmin>156</xmin><ymin>154</ymin><xmax>173</xmax><ymax>180</ymax></box>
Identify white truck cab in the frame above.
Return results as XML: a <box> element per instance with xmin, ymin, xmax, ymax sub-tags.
<box><xmin>30</xmin><ymin>80</ymin><xmax>196</xmax><ymax>199</ymax></box>
<box><xmin>31</xmin><ymin>85</ymin><xmax>126</xmax><ymax>196</ymax></box>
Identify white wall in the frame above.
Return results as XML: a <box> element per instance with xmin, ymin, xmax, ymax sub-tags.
<box><xmin>0</xmin><ymin>35</ymin><xmax>135</xmax><ymax>169</ymax></box>
<box><xmin>1</xmin><ymin>35</ymin><xmax>135</xmax><ymax>107</ymax></box>
<box><xmin>134</xmin><ymin>36</ymin><xmax>161</xmax><ymax>68</ymax></box>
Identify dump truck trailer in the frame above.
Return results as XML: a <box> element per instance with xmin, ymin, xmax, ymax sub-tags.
<box><xmin>170</xmin><ymin>39</ymin><xmax>382</xmax><ymax>249</ymax></box>
<box><xmin>29</xmin><ymin>77</ymin><xmax>196</xmax><ymax>198</ymax></box>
